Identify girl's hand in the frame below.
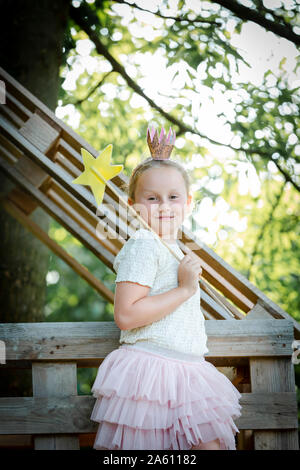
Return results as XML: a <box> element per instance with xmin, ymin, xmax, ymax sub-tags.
<box><xmin>178</xmin><ymin>245</ymin><xmax>202</xmax><ymax>295</ymax></box>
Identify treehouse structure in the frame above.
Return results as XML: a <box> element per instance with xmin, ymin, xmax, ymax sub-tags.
<box><xmin>0</xmin><ymin>67</ymin><xmax>299</xmax><ymax>450</ymax></box>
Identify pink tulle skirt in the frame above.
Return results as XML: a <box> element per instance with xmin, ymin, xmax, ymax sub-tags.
<box><xmin>90</xmin><ymin>344</ymin><xmax>242</xmax><ymax>450</ymax></box>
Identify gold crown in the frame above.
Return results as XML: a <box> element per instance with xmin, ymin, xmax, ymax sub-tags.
<box><xmin>147</xmin><ymin>126</ymin><xmax>176</xmax><ymax>160</ymax></box>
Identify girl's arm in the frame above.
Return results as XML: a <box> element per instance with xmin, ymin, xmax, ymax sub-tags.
<box><xmin>114</xmin><ymin>282</ymin><xmax>193</xmax><ymax>330</ymax></box>
<box><xmin>114</xmin><ymin>252</ymin><xmax>202</xmax><ymax>330</ymax></box>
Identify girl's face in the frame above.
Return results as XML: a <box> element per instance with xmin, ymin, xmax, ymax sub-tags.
<box><xmin>129</xmin><ymin>167</ymin><xmax>192</xmax><ymax>242</ymax></box>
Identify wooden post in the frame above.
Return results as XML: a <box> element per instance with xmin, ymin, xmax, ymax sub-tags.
<box><xmin>32</xmin><ymin>362</ymin><xmax>79</xmax><ymax>450</ymax></box>
<box><xmin>245</xmin><ymin>303</ymin><xmax>299</xmax><ymax>450</ymax></box>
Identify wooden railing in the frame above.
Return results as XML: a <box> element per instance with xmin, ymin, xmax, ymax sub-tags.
<box><xmin>0</xmin><ymin>318</ymin><xmax>298</xmax><ymax>450</ymax></box>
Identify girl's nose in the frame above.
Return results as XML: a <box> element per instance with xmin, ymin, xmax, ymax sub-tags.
<box><xmin>159</xmin><ymin>201</ymin><xmax>171</xmax><ymax>212</ymax></box>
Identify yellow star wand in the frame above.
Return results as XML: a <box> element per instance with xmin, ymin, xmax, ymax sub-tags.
<box><xmin>72</xmin><ymin>144</ymin><xmax>234</xmax><ymax>317</ymax></box>
<box><xmin>72</xmin><ymin>145</ymin><xmax>123</xmax><ymax>207</ymax></box>
<box><xmin>72</xmin><ymin>145</ymin><xmax>177</xmax><ymax>253</ymax></box>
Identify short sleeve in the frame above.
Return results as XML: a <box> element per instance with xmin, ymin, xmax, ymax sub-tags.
<box><xmin>113</xmin><ymin>230</ymin><xmax>160</xmax><ymax>288</ymax></box>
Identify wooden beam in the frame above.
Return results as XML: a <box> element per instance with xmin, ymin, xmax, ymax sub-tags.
<box><xmin>0</xmin><ymin>156</ymin><xmax>115</xmax><ymax>270</ymax></box>
<box><xmin>1</xmin><ymin>198</ymin><xmax>114</xmax><ymax>304</ymax></box>
<box><xmin>246</xmin><ymin>307</ymin><xmax>299</xmax><ymax>449</ymax></box>
<box><xmin>32</xmin><ymin>362</ymin><xmax>79</xmax><ymax>450</ymax></box>
<box><xmin>19</xmin><ymin>110</ymin><xmax>60</xmax><ymax>154</ymax></box>
<box><xmin>0</xmin><ymin>320</ymin><xmax>294</xmax><ymax>363</ymax></box>
<box><xmin>0</xmin><ymin>392</ymin><xmax>297</xmax><ymax>434</ymax></box>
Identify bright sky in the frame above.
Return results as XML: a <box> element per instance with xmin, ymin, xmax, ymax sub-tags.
<box><xmin>56</xmin><ymin>0</ymin><xmax>299</xmax><ymax>247</ymax></box>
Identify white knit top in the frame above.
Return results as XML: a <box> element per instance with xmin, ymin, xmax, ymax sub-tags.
<box><xmin>113</xmin><ymin>228</ymin><xmax>209</xmax><ymax>358</ymax></box>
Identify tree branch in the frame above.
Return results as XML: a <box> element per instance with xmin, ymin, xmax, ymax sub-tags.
<box><xmin>246</xmin><ymin>182</ymin><xmax>286</xmax><ymax>280</ymax></box>
<box><xmin>213</xmin><ymin>0</ymin><xmax>300</xmax><ymax>46</ymax></box>
<box><xmin>69</xmin><ymin>3</ymin><xmax>300</xmax><ymax>193</ymax></box>
<box><xmin>69</xmin><ymin>3</ymin><xmax>216</xmax><ymax>140</ymax></box>
<box><xmin>65</xmin><ymin>71</ymin><xmax>113</xmax><ymax>106</ymax></box>
<box><xmin>111</xmin><ymin>0</ymin><xmax>222</xmax><ymax>26</ymax></box>
<box><xmin>271</xmin><ymin>158</ymin><xmax>300</xmax><ymax>193</ymax></box>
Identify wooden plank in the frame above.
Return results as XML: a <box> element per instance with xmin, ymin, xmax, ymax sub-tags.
<box><xmin>201</xmin><ymin>306</ymin><xmax>214</xmax><ymax>320</ymax></box>
<box><xmin>0</xmin><ymin>396</ymin><xmax>98</xmax><ymax>434</ymax></box>
<box><xmin>236</xmin><ymin>392</ymin><xmax>298</xmax><ymax>430</ymax></box>
<box><xmin>201</xmin><ymin>289</ymin><xmax>235</xmax><ymax>320</ymax></box>
<box><xmin>250</xmin><ymin>358</ymin><xmax>299</xmax><ymax>450</ymax></box>
<box><xmin>188</xmin><ymin>249</ymin><xmax>254</xmax><ymax>312</ymax></box>
<box><xmin>32</xmin><ymin>362</ymin><xmax>79</xmax><ymax>450</ymax></box>
<box><xmin>246</xmin><ymin>308</ymin><xmax>299</xmax><ymax>450</ymax></box>
<box><xmin>245</xmin><ymin>300</ymin><xmax>272</xmax><ymax>319</ymax></box>
<box><xmin>0</xmin><ymin>156</ymin><xmax>115</xmax><ymax>270</ymax></box>
<box><xmin>0</xmin><ymin>118</ymin><xmax>99</xmax><ymax>213</ymax></box>
<box><xmin>183</xmin><ymin>225</ymin><xmax>300</xmax><ymax>335</ymax></box>
<box><xmin>0</xmin><ymin>66</ymin><xmax>107</xmax><ymax>162</ymax></box>
<box><xmin>3</xmin><ymin>89</ymin><xmax>31</xmax><ymax>122</ymax></box>
<box><xmin>207</xmin><ymin>319</ymin><xmax>294</xmax><ymax>357</ymax></box>
<box><xmin>0</xmin><ymin>320</ymin><xmax>294</xmax><ymax>363</ymax></box>
<box><xmin>1</xmin><ymin>120</ymin><xmax>126</xmax><ymax>254</ymax></box>
<box><xmin>181</xmin><ymin>226</ymin><xmax>258</xmax><ymax>307</ymax></box>
<box><xmin>47</xmin><ymin>183</ymin><xmax>121</xmax><ymax>255</ymax></box>
<box><xmin>0</xmin><ymin>131</ymin><xmax>23</xmax><ymax>162</ymax></box>
<box><xmin>7</xmin><ymin>186</ymin><xmax>38</xmax><ymax>215</ymax></box>
<box><xmin>0</xmin><ymin>392</ymin><xmax>297</xmax><ymax>435</ymax></box>
<box><xmin>14</xmin><ymin>154</ymin><xmax>50</xmax><ymax>188</ymax></box>
<box><xmin>2</xmin><ymin>140</ymin><xmax>123</xmax><ymax>253</ymax></box>
<box><xmin>0</xmin><ymin>435</ymin><xmax>33</xmax><ymax>448</ymax></box>
<box><xmin>19</xmin><ymin>111</ymin><xmax>60</xmax><ymax>154</ymax></box>
<box><xmin>0</xmin><ymin>102</ymin><xmax>25</xmax><ymax>128</ymax></box>
<box><xmin>0</xmin><ymin>322</ymin><xmax>120</xmax><ymax>363</ymax></box>
<box><xmin>200</xmin><ymin>278</ymin><xmax>245</xmax><ymax>320</ymax></box>
<box><xmin>1</xmin><ymin>198</ymin><xmax>114</xmax><ymax>304</ymax></box>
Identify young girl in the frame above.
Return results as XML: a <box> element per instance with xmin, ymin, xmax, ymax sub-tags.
<box><xmin>90</xmin><ymin>129</ymin><xmax>242</xmax><ymax>450</ymax></box>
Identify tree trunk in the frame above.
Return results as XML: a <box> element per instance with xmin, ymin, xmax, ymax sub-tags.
<box><xmin>0</xmin><ymin>0</ymin><xmax>70</xmax><ymax>397</ymax></box>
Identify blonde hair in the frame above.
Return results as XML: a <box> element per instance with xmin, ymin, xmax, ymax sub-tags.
<box><xmin>124</xmin><ymin>157</ymin><xmax>191</xmax><ymax>202</ymax></box>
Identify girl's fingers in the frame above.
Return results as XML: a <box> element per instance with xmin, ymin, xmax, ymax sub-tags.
<box><xmin>181</xmin><ymin>254</ymin><xmax>202</xmax><ymax>274</ymax></box>
<box><xmin>181</xmin><ymin>246</ymin><xmax>201</xmax><ymax>263</ymax></box>
<box><xmin>182</xmin><ymin>254</ymin><xmax>193</xmax><ymax>263</ymax></box>
<box><xmin>180</xmin><ymin>244</ymin><xmax>192</xmax><ymax>254</ymax></box>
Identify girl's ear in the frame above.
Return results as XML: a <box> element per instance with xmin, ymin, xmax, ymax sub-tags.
<box><xmin>186</xmin><ymin>194</ymin><xmax>193</xmax><ymax>214</ymax></box>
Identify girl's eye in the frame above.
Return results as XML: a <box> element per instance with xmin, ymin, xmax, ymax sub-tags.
<box><xmin>147</xmin><ymin>195</ymin><xmax>178</xmax><ymax>200</ymax></box>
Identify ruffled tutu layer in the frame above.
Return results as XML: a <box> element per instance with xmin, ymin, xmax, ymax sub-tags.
<box><xmin>90</xmin><ymin>345</ymin><xmax>242</xmax><ymax>450</ymax></box>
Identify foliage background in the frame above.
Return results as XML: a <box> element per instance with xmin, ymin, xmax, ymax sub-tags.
<box><xmin>42</xmin><ymin>0</ymin><xmax>300</xmax><ymax>433</ymax></box>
